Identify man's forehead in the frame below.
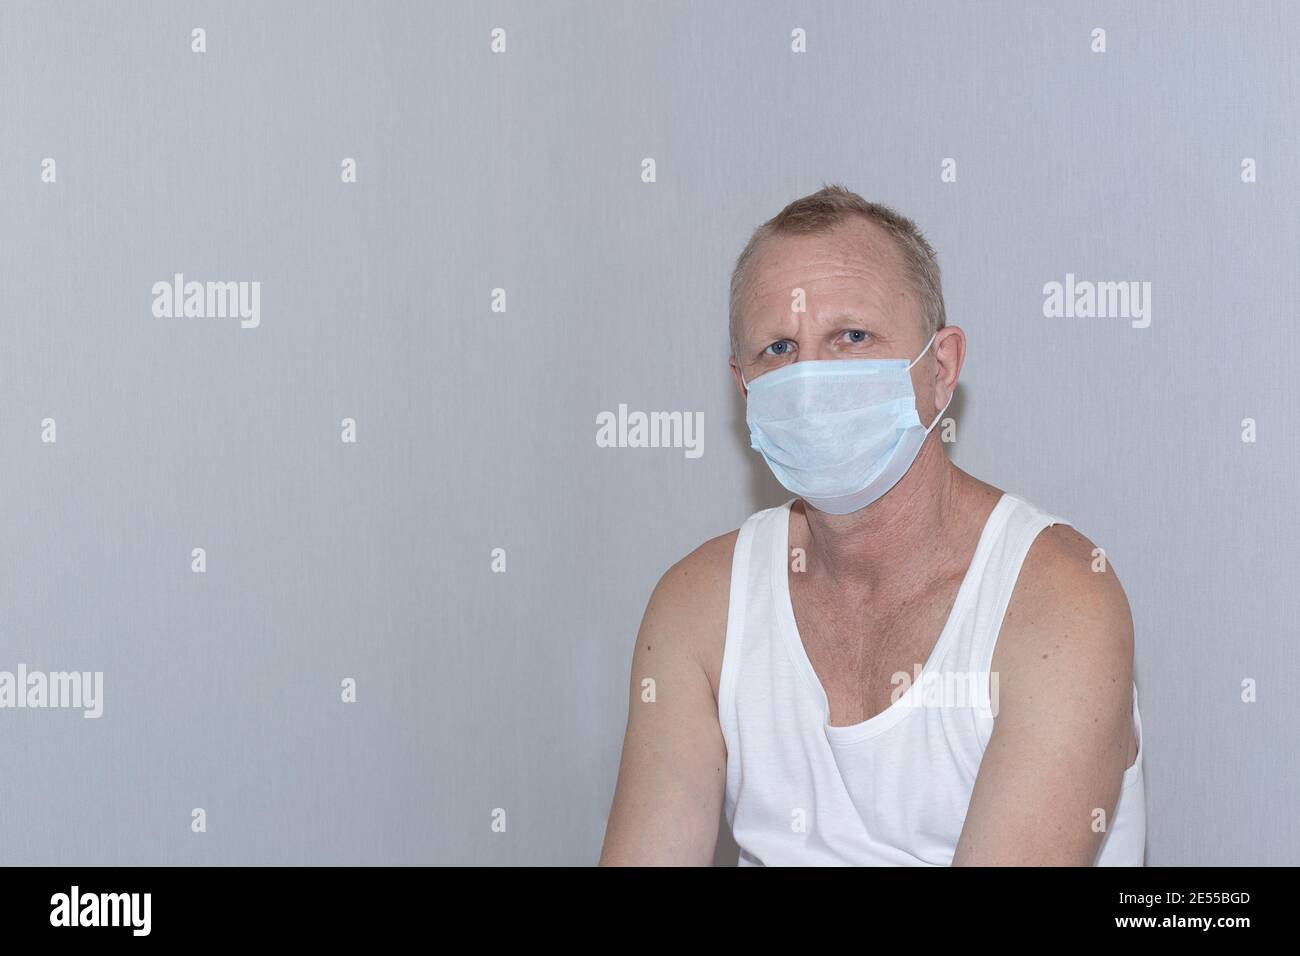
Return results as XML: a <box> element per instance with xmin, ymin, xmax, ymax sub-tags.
<box><xmin>744</xmin><ymin>222</ymin><xmax>907</xmax><ymax>300</ymax></box>
<box><xmin>740</xmin><ymin>227</ymin><xmax>912</xmax><ymax>323</ymax></box>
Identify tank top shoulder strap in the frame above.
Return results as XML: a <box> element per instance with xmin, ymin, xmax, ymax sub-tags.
<box><xmin>719</xmin><ymin>499</ymin><xmax>794</xmax><ymax>715</ymax></box>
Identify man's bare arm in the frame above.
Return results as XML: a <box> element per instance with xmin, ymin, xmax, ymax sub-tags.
<box><xmin>953</xmin><ymin>524</ymin><xmax>1137</xmax><ymax>866</ymax></box>
<box><xmin>598</xmin><ymin>533</ymin><xmax>734</xmax><ymax>866</ymax></box>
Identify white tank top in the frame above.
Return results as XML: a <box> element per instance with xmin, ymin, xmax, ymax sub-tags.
<box><xmin>718</xmin><ymin>492</ymin><xmax>1146</xmax><ymax>866</ymax></box>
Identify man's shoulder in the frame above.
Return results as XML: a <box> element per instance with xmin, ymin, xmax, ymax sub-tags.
<box><xmin>1015</xmin><ymin>518</ymin><xmax>1131</xmax><ymax>625</ymax></box>
<box><xmin>642</xmin><ymin>528</ymin><xmax>741</xmax><ymax>700</ymax></box>
<box><xmin>987</xmin><ymin>502</ymin><xmax>1140</xmax><ymax>774</ymax></box>
<box><xmin>995</xmin><ymin>509</ymin><xmax>1135</xmax><ymax>697</ymax></box>
<box><xmin>648</xmin><ymin>528</ymin><xmax>739</xmax><ymax>628</ymax></box>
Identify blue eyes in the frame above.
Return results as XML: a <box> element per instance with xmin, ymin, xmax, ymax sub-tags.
<box><xmin>763</xmin><ymin>331</ymin><xmax>870</xmax><ymax>356</ymax></box>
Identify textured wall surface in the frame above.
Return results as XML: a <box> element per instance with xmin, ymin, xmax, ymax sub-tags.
<box><xmin>1</xmin><ymin>1</ymin><xmax>1295</xmax><ymax>865</ymax></box>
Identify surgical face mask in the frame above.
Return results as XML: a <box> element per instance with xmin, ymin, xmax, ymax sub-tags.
<box><xmin>743</xmin><ymin>332</ymin><xmax>953</xmax><ymax>515</ymax></box>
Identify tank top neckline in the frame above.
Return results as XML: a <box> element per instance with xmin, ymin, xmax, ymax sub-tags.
<box><xmin>770</xmin><ymin>492</ymin><xmax>1016</xmax><ymax>744</ymax></box>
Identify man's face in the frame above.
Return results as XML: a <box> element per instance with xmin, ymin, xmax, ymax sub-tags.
<box><xmin>731</xmin><ymin>219</ymin><xmax>931</xmax><ymax>389</ymax></box>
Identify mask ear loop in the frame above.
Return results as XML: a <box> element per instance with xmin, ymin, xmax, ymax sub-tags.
<box><xmin>925</xmin><ymin>390</ymin><xmax>954</xmax><ymax>433</ymax></box>
<box><xmin>907</xmin><ymin>330</ymin><xmax>939</xmax><ymax>370</ymax></box>
<box><xmin>909</xmin><ymin>330</ymin><xmax>950</xmax><ymax>433</ymax></box>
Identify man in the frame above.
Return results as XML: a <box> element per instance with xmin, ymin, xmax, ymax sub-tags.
<box><xmin>599</xmin><ymin>185</ymin><xmax>1145</xmax><ymax>866</ymax></box>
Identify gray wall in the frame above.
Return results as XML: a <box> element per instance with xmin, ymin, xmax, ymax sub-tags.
<box><xmin>1</xmin><ymin>0</ymin><xmax>1294</xmax><ymax>865</ymax></box>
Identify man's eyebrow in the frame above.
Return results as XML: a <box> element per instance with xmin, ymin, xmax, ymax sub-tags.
<box><xmin>815</xmin><ymin>310</ymin><xmax>872</xmax><ymax>324</ymax></box>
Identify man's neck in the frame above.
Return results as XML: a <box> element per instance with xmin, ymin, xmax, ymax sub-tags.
<box><xmin>797</xmin><ymin>438</ymin><xmax>969</xmax><ymax>599</ymax></box>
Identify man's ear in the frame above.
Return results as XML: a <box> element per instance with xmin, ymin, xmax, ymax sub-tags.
<box><xmin>933</xmin><ymin>326</ymin><xmax>966</xmax><ymax>408</ymax></box>
<box><xmin>729</xmin><ymin>356</ymin><xmax>748</xmax><ymax>398</ymax></box>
